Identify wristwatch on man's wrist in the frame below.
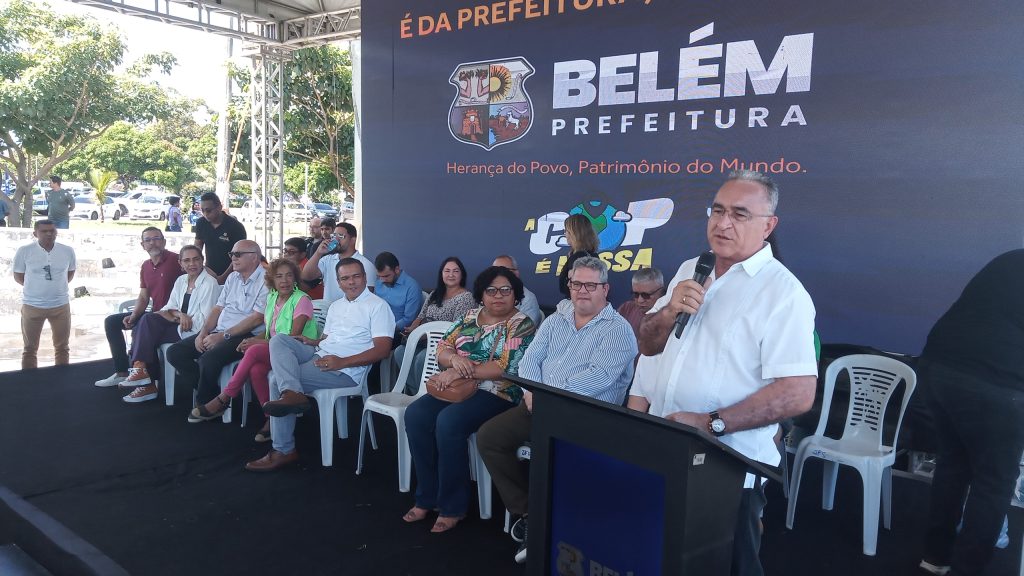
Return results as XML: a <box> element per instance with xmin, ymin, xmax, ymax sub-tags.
<box><xmin>708</xmin><ymin>411</ymin><xmax>726</xmax><ymax>437</ymax></box>
<box><xmin>223</xmin><ymin>332</ymin><xmax>233</xmax><ymax>341</ymax></box>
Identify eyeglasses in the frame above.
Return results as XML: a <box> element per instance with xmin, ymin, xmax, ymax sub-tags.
<box><xmin>568</xmin><ymin>281</ymin><xmax>607</xmax><ymax>293</ymax></box>
<box><xmin>141</xmin><ymin>236</ymin><xmax>164</xmax><ymax>243</ymax></box>
<box><xmin>632</xmin><ymin>289</ymin><xmax>662</xmax><ymax>301</ymax></box>
<box><xmin>228</xmin><ymin>251</ymin><xmax>257</xmax><ymax>258</ymax></box>
<box><xmin>43</xmin><ymin>264</ymin><xmax>52</xmax><ymax>281</ymax></box>
<box><xmin>484</xmin><ymin>286</ymin><xmax>514</xmax><ymax>297</ymax></box>
<box><xmin>707</xmin><ymin>205</ymin><xmax>773</xmax><ymax>224</ymax></box>
<box><xmin>337</xmin><ymin>272</ymin><xmax>365</xmax><ymax>282</ymax></box>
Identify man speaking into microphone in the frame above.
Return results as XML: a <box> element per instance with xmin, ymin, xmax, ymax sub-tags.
<box><xmin>628</xmin><ymin>170</ymin><xmax>818</xmax><ymax>576</ymax></box>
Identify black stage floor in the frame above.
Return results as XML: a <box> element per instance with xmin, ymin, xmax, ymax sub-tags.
<box><xmin>1</xmin><ymin>361</ymin><xmax>1020</xmax><ymax>576</ymax></box>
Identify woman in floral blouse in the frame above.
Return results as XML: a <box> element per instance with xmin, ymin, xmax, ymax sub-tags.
<box><xmin>402</xmin><ymin>266</ymin><xmax>536</xmax><ymax>533</ymax></box>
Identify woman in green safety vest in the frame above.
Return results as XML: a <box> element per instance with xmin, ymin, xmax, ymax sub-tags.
<box><xmin>192</xmin><ymin>258</ymin><xmax>319</xmax><ymax>442</ymax></box>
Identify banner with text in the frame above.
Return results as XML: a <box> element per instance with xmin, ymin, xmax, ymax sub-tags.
<box><xmin>361</xmin><ymin>0</ymin><xmax>1024</xmax><ymax>353</ymax></box>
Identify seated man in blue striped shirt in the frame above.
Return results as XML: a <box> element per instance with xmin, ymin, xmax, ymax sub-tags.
<box><xmin>477</xmin><ymin>256</ymin><xmax>637</xmax><ymax>564</ymax></box>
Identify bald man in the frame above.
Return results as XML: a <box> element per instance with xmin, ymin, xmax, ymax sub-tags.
<box><xmin>168</xmin><ymin>240</ymin><xmax>270</xmax><ymax>421</ymax></box>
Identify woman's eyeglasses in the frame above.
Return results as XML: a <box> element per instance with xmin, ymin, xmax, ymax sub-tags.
<box><xmin>484</xmin><ymin>286</ymin><xmax>514</xmax><ymax>297</ymax></box>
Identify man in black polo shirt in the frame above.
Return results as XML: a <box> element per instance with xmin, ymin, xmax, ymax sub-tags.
<box><xmin>193</xmin><ymin>192</ymin><xmax>247</xmax><ymax>284</ymax></box>
<box><xmin>918</xmin><ymin>249</ymin><xmax>1024</xmax><ymax>576</ymax></box>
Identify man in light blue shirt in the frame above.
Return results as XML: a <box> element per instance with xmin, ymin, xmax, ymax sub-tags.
<box><xmin>477</xmin><ymin>256</ymin><xmax>637</xmax><ymax>563</ymax></box>
<box><xmin>373</xmin><ymin>251</ymin><xmax>423</xmax><ymax>337</ymax></box>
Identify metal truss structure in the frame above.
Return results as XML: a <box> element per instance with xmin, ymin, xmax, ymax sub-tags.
<box><xmin>65</xmin><ymin>0</ymin><xmax>362</xmax><ymax>257</ymax></box>
<box><xmin>283</xmin><ymin>8</ymin><xmax>361</xmax><ymax>47</ymax></box>
<box><xmin>249</xmin><ymin>46</ymin><xmax>290</xmax><ymax>257</ymax></box>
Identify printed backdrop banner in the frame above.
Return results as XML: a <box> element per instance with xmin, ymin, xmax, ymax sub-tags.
<box><xmin>361</xmin><ymin>0</ymin><xmax>1024</xmax><ymax>354</ymax></box>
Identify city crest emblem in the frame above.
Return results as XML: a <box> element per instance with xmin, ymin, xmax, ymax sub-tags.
<box><xmin>448</xmin><ymin>57</ymin><xmax>535</xmax><ymax>151</ymax></box>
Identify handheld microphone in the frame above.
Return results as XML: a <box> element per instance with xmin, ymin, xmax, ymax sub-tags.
<box><xmin>673</xmin><ymin>250</ymin><xmax>716</xmax><ymax>338</ymax></box>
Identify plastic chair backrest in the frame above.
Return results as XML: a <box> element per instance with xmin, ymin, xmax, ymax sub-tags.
<box><xmin>312</xmin><ymin>299</ymin><xmax>328</xmax><ymax>334</ymax></box>
<box><xmin>815</xmin><ymin>354</ymin><xmax>917</xmax><ymax>451</ymax></box>
<box><xmin>391</xmin><ymin>321</ymin><xmax>450</xmax><ymax>396</ymax></box>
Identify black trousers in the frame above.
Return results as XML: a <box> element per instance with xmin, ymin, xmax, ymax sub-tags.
<box><xmin>732</xmin><ymin>482</ymin><xmax>767</xmax><ymax>576</ymax></box>
<box><xmin>923</xmin><ymin>360</ymin><xmax>1024</xmax><ymax>575</ymax></box>
<box><xmin>103</xmin><ymin>312</ymin><xmax>134</xmax><ymax>373</ymax></box>
<box><xmin>166</xmin><ymin>333</ymin><xmax>244</xmax><ymax>405</ymax></box>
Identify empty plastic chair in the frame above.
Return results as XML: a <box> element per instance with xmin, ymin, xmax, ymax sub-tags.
<box><xmin>356</xmin><ymin>321</ymin><xmax>449</xmax><ymax>491</ymax></box>
<box><xmin>786</xmin><ymin>354</ymin><xmax>917</xmax><ymax>555</ymax></box>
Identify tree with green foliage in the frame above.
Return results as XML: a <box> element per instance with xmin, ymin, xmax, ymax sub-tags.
<box><xmin>87</xmin><ymin>167</ymin><xmax>117</xmax><ymax>222</ymax></box>
<box><xmin>284</xmin><ymin>46</ymin><xmax>355</xmax><ymax>199</ymax></box>
<box><xmin>0</xmin><ymin>0</ymin><xmax>176</xmax><ymax>226</ymax></box>
<box><xmin>284</xmin><ymin>162</ymin><xmax>337</xmax><ymax>204</ymax></box>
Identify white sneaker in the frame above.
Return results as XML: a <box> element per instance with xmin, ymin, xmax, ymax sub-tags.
<box><xmin>95</xmin><ymin>373</ymin><xmax>127</xmax><ymax>387</ymax></box>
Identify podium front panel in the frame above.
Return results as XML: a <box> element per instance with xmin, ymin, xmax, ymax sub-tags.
<box><xmin>526</xmin><ymin>383</ymin><xmax>749</xmax><ymax>576</ymax></box>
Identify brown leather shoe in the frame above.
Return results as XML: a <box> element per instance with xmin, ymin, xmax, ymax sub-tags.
<box><xmin>245</xmin><ymin>449</ymin><xmax>299</xmax><ymax>472</ymax></box>
<box><xmin>262</xmin><ymin>390</ymin><xmax>312</xmax><ymax>417</ymax></box>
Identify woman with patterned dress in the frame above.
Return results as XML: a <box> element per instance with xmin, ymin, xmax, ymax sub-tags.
<box><xmin>403</xmin><ymin>266</ymin><xmax>536</xmax><ymax>533</ymax></box>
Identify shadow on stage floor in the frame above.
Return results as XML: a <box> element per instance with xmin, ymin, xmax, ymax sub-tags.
<box><xmin>0</xmin><ymin>361</ymin><xmax>1020</xmax><ymax>576</ymax></box>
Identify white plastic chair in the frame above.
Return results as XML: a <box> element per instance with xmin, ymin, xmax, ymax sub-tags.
<box><xmin>158</xmin><ymin>342</ymin><xmax>176</xmax><ymax>406</ymax></box>
<box><xmin>468</xmin><ymin>432</ymin><xmax>493</xmax><ymax>520</ymax></box>
<box><xmin>355</xmin><ymin>321</ymin><xmax>449</xmax><ymax>491</ymax></box>
<box><xmin>311</xmin><ymin>299</ymin><xmax>329</xmax><ymax>335</ymax></box>
<box><xmin>310</xmin><ymin>366</ymin><xmax>376</xmax><ymax>467</ymax></box>
<box><xmin>785</xmin><ymin>354</ymin><xmax>917</xmax><ymax>555</ymax></box>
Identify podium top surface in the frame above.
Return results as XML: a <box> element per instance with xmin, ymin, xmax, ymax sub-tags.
<box><xmin>508</xmin><ymin>374</ymin><xmax>782</xmax><ymax>483</ymax></box>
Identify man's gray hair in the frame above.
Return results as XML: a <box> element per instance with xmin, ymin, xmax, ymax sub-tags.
<box><xmin>726</xmin><ymin>169</ymin><xmax>779</xmax><ymax>213</ymax></box>
<box><xmin>494</xmin><ymin>254</ymin><xmax>519</xmax><ymax>269</ymax></box>
<box><xmin>571</xmin><ymin>256</ymin><xmax>608</xmax><ymax>283</ymax></box>
<box><xmin>631</xmin><ymin>267</ymin><xmax>663</xmax><ymax>286</ymax></box>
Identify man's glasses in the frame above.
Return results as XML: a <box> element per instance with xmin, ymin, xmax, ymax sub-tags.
<box><xmin>43</xmin><ymin>264</ymin><xmax>52</xmax><ymax>281</ymax></box>
<box><xmin>707</xmin><ymin>205</ymin><xmax>773</xmax><ymax>224</ymax></box>
<box><xmin>228</xmin><ymin>251</ymin><xmax>257</xmax><ymax>258</ymax></box>
<box><xmin>484</xmin><ymin>286</ymin><xmax>514</xmax><ymax>297</ymax></box>
<box><xmin>632</xmin><ymin>289</ymin><xmax>662</xmax><ymax>301</ymax></box>
<box><xmin>141</xmin><ymin>236</ymin><xmax>164</xmax><ymax>244</ymax></box>
<box><xmin>568</xmin><ymin>281</ymin><xmax>607</xmax><ymax>293</ymax></box>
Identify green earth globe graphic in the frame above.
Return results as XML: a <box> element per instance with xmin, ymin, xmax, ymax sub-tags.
<box><xmin>569</xmin><ymin>201</ymin><xmax>627</xmax><ymax>252</ymax></box>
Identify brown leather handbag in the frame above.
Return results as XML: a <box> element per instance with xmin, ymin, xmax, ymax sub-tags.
<box><xmin>425</xmin><ymin>374</ymin><xmax>480</xmax><ymax>403</ymax></box>
<box><xmin>426</xmin><ymin>323</ymin><xmax>504</xmax><ymax>403</ymax></box>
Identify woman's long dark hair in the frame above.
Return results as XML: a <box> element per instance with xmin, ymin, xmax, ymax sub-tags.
<box><xmin>429</xmin><ymin>256</ymin><xmax>467</xmax><ymax>308</ymax></box>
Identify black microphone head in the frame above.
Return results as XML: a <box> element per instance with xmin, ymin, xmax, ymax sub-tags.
<box><xmin>695</xmin><ymin>250</ymin><xmax>716</xmax><ymax>276</ymax></box>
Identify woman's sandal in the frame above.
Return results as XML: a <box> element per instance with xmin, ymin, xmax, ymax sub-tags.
<box><xmin>430</xmin><ymin>515</ymin><xmax>463</xmax><ymax>533</ymax></box>
<box><xmin>188</xmin><ymin>396</ymin><xmax>229</xmax><ymax>423</ymax></box>
<box><xmin>402</xmin><ymin>506</ymin><xmax>431</xmax><ymax>523</ymax></box>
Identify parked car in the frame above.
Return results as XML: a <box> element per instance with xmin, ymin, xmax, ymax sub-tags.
<box><xmin>341</xmin><ymin>201</ymin><xmax>354</xmax><ymax>220</ymax></box>
<box><xmin>71</xmin><ymin>196</ymin><xmax>121</xmax><ymax>220</ymax></box>
<box><xmin>310</xmin><ymin>202</ymin><xmax>339</xmax><ymax>220</ymax></box>
<box><xmin>129</xmin><ymin>195</ymin><xmax>178</xmax><ymax>221</ymax></box>
<box><xmin>284</xmin><ymin>202</ymin><xmax>310</xmax><ymax>222</ymax></box>
<box><xmin>33</xmin><ymin>196</ymin><xmax>48</xmax><ymax>215</ymax></box>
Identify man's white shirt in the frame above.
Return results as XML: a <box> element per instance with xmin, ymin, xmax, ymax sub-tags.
<box><xmin>631</xmin><ymin>244</ymin><xmax>817</xmax><ymax>486</ymax></box>
<box><xmin>318</xmin><ymin>251</ymin><xmax>377</xmax><ymax>303</ymax></box>
<box><xmin>318</xmin><ymin>287</ymin><xmax>396</xmax><ymax>383</ymax></box>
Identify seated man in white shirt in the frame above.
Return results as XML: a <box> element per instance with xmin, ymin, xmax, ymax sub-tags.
<box><xmin>628</xmin><ymin>170</ymin><xmax>817</xmax><ymax>576</ymax></box>
<box><xmin>478</xmin><ymin>256</ymin><xmax>637</xmax><ymax>563</ymax></box>
<box><xmin>246</xmin><ymin>257</ymin><xmax>396</xmax><ymax>472</ymax></box>
<box><xmin>167</xmin><ymin>240</ymin><xmax>269</xmax><ymax>422</ymax></box>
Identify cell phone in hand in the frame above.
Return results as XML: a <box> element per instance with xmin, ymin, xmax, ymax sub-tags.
<box><xmin>325</xmin><ymin>237</ymin><xmax>339</xmax><ymax>252</ymax></box>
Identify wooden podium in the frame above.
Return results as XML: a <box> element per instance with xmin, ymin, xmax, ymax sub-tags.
<box><xmin>509</xmin><ymin>375</ymin><xmax>781</xmax><ymax>576</ymax></box>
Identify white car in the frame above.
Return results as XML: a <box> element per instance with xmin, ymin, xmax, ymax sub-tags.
<box><xmin>71</xmin><ymin>196</ymin><xmax>122</xmax><ymax>220</ymax></box>
<box><xmin>284</xmin><ymin>202</ymin><xmax>310</xmax><ymax>222</ymax></box>
<box><xmin>129</xmin><ymin>194</ymin><xmax>179</xmax><ymax>221</ymax></box>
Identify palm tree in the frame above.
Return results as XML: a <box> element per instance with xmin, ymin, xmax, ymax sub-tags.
<box><xmin>88</xmin><ymin>168</ymin><xmax>118</xmax><ymax>222</ymax></box>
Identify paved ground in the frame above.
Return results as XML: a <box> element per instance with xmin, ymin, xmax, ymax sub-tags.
<box><xmin>0</xmin><ymin>217</ymin><xmax>311</xmax><ymax>373</ymax></box>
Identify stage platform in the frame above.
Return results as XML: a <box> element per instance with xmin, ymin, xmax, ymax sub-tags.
<box><xmin>1</xmin><ymin>361</ymin><xmax>1020</xmax><ymax>575</ymax></box>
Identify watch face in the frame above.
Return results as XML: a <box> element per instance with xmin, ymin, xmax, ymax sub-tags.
<box><xmin>711</xmin><ymin>419</ymin><xmax>726</xmax><ymax>434</ymax></box>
